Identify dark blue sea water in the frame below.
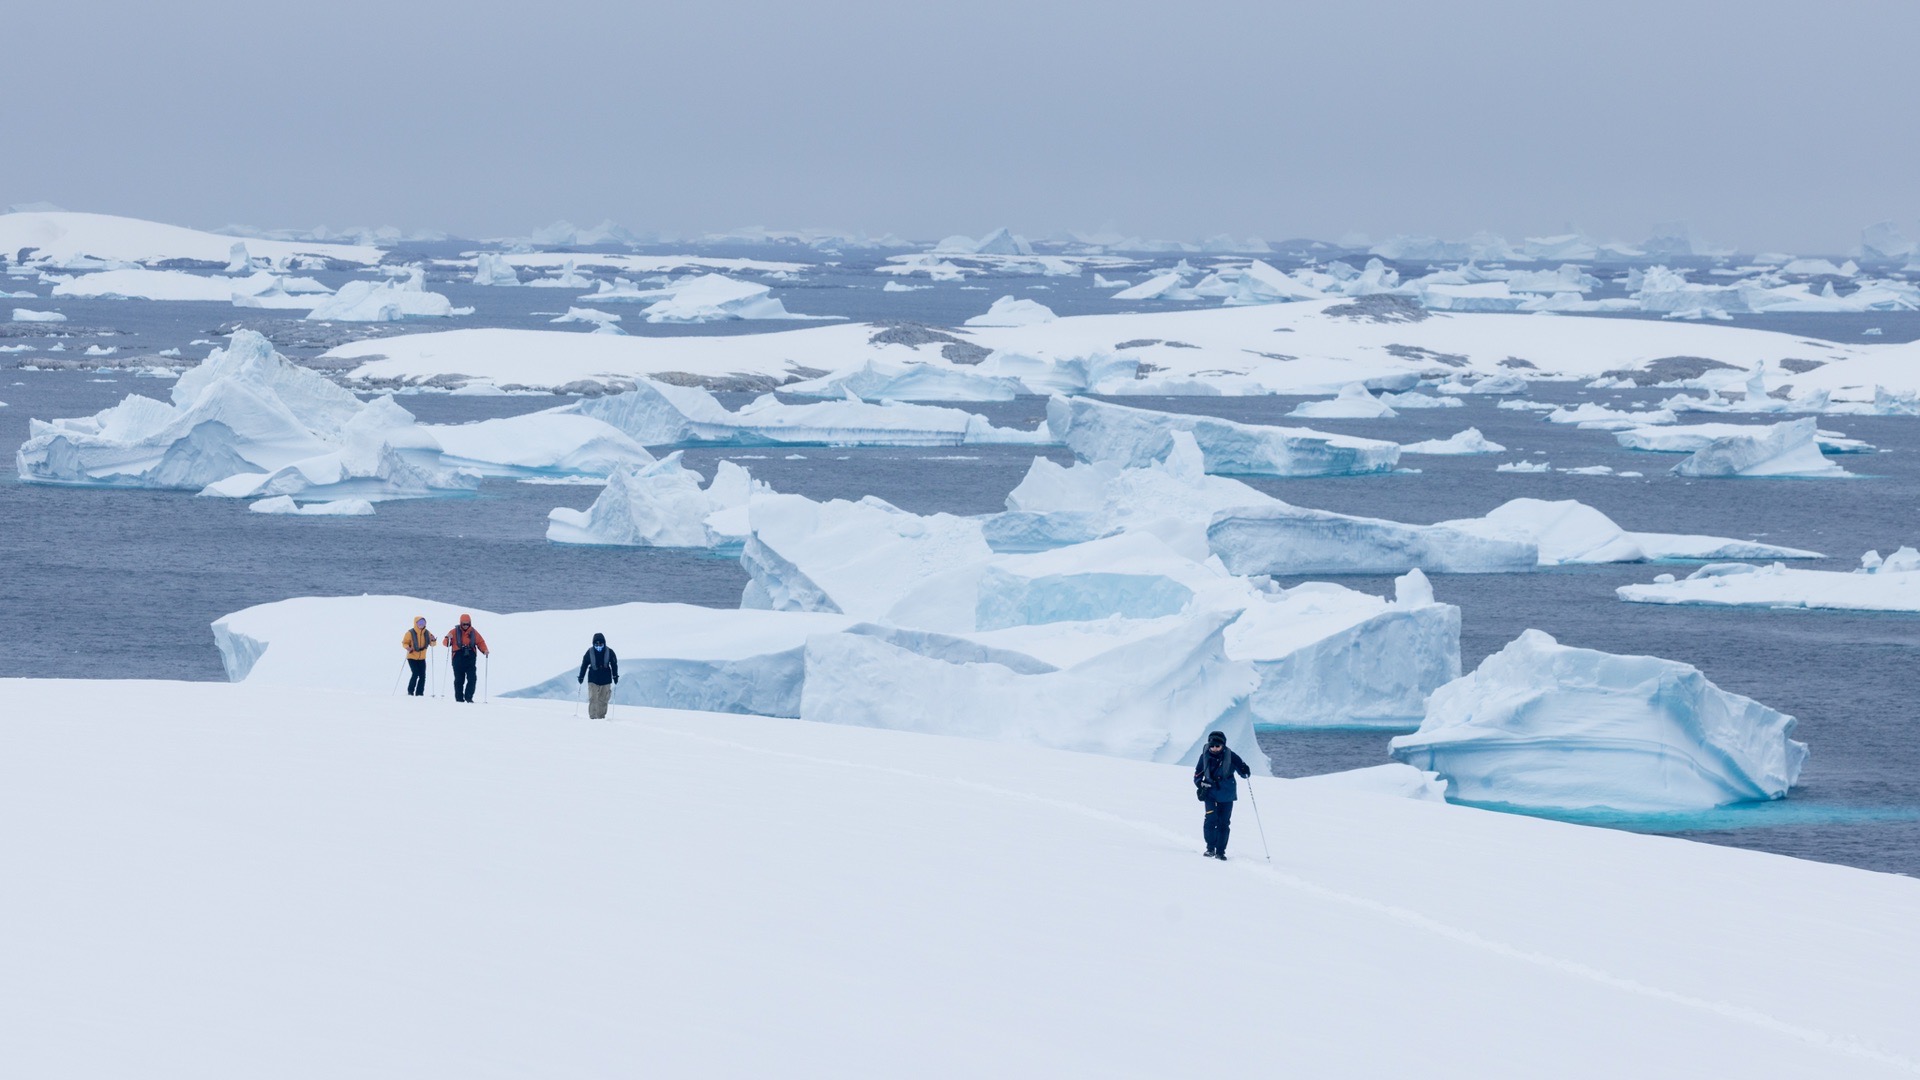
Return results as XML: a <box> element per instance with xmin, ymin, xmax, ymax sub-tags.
<box><xmin>6</xmin><ymin>267</ymin><xmax>1919</xmax><ymax>874</ymax></box>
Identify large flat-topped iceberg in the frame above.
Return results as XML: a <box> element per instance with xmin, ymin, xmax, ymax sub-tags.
<box><xmin>742</xmin><ymin>493</ymin><xmax>994</xmax><ymax>619</ymax></box>
<box><xmin>213</xmin><ymin>594</ymin><xmax>853</xmax><ymax>718</ymax></box>
<box><xmin>0</xmin><ymin>210</ymin><xmax>383</xmax><ymax>266</ymax></box>
<box><xmin>782</xmin><ymin>359</ymin><xmax>1024</xmax><ymax>402</ymax></box>
<box><xmin>1617</xmin><ymin>422</ymin><xmax>1874</xmax><ymax>455</ymax></box>
<box><xmin>1617</xmin><ymin>552</ymin><xmax>1920</xmax><ymax>612</ymax></box>
<box><xmin>547</xmin><ymin>455</ymin><xmax>764</xmax><ymax>549</ymax></box>
<box><xmin>1669</xmin><ymin>418</ymin><xmax>1852</xmax><ymax>478</ymax></box>
<box><xmin>1390</xmin><ymin>630</ymin><xmax>1807</xmax><ymax>813</ymax></box>
<box><xmin>1048</xmin><ymin>395</ymin><xmax>1400</xmax><ymax>477</ymax></box>
<box><xmin>1288</xmin><ymin>382</ymin><xmax>1398</xmax><ymax>419</ymax></box>
<box><xmin>1436</xmin><ymin>499</ymin><xmax>1823</xmax><ymax>565</ymax></box>
<box><xmin>571</xmin><ymin>380</ymin><xmax>1046</xmax><ymax>448</ymax></box>
<box><xmin>49</xmin><ymin>268</ymin><xmax>330</xmax><ymax>305</ymax></box>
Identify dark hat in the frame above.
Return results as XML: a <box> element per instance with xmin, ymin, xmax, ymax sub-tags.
<box><xmin>1207</xmin><ymin>731</ymin><xmax>1226</xmax><ymax>746</ymax></box>
<box><xmin>592</xmin><ymin>632</ymin><xmax>606</xmax><ymax>645</ymax></box>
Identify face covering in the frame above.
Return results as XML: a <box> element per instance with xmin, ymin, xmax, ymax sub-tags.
<box><xmin>594</xmin><ymin>645</ymin><xmax>604</xmax><ymax>651</ymax></box>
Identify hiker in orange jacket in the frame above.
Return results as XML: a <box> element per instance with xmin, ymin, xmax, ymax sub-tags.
<box><xmin>444</xmin><ymin>614</ymin><xmax>490</xmax><ymax>703</ymax></box>
<box><xmin>401</xmin><ymin>616</ymin><xmax>436</xmax><ymax>696</ymax></box>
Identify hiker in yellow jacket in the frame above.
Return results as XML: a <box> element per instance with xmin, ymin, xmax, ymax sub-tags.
<box><xmin>401</xmin><ymin>616</ymin><xmax>436</xmax><ymax>696</ymax></box>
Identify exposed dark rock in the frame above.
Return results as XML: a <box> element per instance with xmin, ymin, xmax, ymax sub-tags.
<box><xmin>1385</xmin><ymin>344</ymin><xmax>1468</xmax><ymax>367</ymax></box>
<box><xmin>1323</xmin><ymin>294</ymin><xmax>1429</xmax><ymax>323</ymax></box>
<box><xmin>1599</xmin><ymin>356</ymin><xmax>1740</xmax><ymax>384</ymax></box>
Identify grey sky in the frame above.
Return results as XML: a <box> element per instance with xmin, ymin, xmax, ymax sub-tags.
<box><xmin>7</xmin><ymin>0</ymin><xmax>1915</xmax><ymax>251</ymax></box>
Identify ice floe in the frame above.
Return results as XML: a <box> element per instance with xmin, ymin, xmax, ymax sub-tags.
<box><xmin>571</xmin><ymin>379</ymin><xmax>1047</xmax><ymax>448</ymax></box>
<box><xmin>1616</xmin><ymin>422</ymin><xmax>1874</xmax><ymax>455</ymax></box>
<box><xmin>1617</xmin><ymin>551</ymin><xmax>1920</xmax><ymax>612</ymax></box>
<box><xmin>470</xmin><ymin>252</ymin><xmax>521</xmax><ymax>286</ymax></box>
<box><xmin>781</xmin><ymin>360</ymin><xmax>1024</xmax><ymax>402</ymax></box>
<box><xmin>11</xmin><ymin>308</ymin><xmax>66</xmax><ymax>322</ymax></box>
<box><xmin>1390</xmin><ymin>629</ymin><xmax>1807</xmax><ymax>812</ymax></box>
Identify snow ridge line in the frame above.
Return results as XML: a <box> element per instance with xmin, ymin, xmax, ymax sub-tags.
<box><xmin>657</xmin><ymin>723</ymin><xmax>1920</xmax><ymax>1073</ymax></box>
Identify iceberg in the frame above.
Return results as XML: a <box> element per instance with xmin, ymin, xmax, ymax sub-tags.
<box><xmin>1670</xmin><ymin>418</ymin><xmax>1849</xmax><ymax>478</ymax></box>
<box><xmin>628</xmin><ymin>273</ymin><xmax>812</xmax><ymax>323</ymax></box>
<box><xmin>964</xmin><ymin>295</ymin><xmax>1057</xmax><ymax>327</ymax></box>
<box><xmin>12</xmin><ymin>308</ymin><xmax>66</xmax><ymax>322</ymax></box>
<box><xmin>1389</xmin><ymin>630</ymin><xmax>1807</xmax><ymax>812</ymax></box>
<box><xmin>200</xmin><ymin>397</ymin><xmax>480</xmax><ymax>502</ymax></box>
<box><xmin>547</xmin><ymin>455</ymin><xmax>764</xmax><ymax>549</ymax></box>
<box><xmin>471</xmin><ymin>252</ymin><xmax>520</xmax><ymax>286</ymax></box>
<box><xmin>799</xmin><ymin>611</ymin><xmax>1267</xmax><ymax>770</ymax></box>
<box><xmin>1288</xmin><ymin>383</ymin><xmax>1398</xmax><ymax>419</ymax></box>
<box><xmin>572</xmin><ymin>379</ymin><xmax>1048</xmax><ymax>448</ymax></box>
<box><xmin>1111</xmin><ymin>272</ymin><xmax>1199</xmax><ymax>302</ymax></box>
<box><xmin>1208</xmin><ymin>504</ymin><xmax>1539</xmax><ymax>576</ymax></box>
<box><xmin>1048</xmin><ymin>395</ymin><xmax>1399</xmax><ymax>477</ymax></box>
<box><xmin>18</xmin><ymin>330</ymin><xmax>359</xmax><ymax>488</ymax></box>
<box><xmin>741</xmin><ymin>493</ymin><xmax>994</xmax><ymax>619</ymax></box>
<box><xmin>1437</xmin><ymin>498</ymin><xmax>1820</xmax><ymax>564</ymax></box>
<box><xmin>1617</xmin><ymin>552</ymin><xmax>1920</xmax><ymax>612</ymax></box>
<box><xmin>1400</xmin><ymin>428</ymin><xmax>1505</xmax><ymax>455</ymax></box>
<box><xmin>426</xmin><ymin>411</ymin><xmax>658</xmax><ymax>477</ymax></box>
<box><xmin>306</xmin><ymin>269</ymin><xmax>458</xmax><ymax>322</ymax></box>
<box><xmin>1616</xmin><ymin>422</ymin><xmax>1873</xmax><ymax>455</ymax></box>
<box><xmin>524</xmin><ymin>259</ymin><xmax>594</xmax><ymax>288</ymax></box>
<box><xmin>247</xmin><ymin>495</ymin><xmax>375</xmax><ymax>516</ymax></box>
<box><xmin>50</xmin><ymin>268</ymin><xmax>325</xmax><ymax>305</ymax></box>
<box><xmin>1543</xmin><ymin>402</ymin><xmax>1676</xmax><ymax>430</ymax></box>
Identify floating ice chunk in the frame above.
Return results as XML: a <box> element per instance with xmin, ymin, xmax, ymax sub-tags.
<box><xmin>17</xmin><ymin>330</ymin><xmax>369</xmax><ymax>488</ymax></box>
<box><xmin>1618</xmin><ymin>554</ymin><xmax>1919</xmax><ymax>612</ymax></box>
<box><xmin>1207</xmin><ymin>503</ymin><xmax>1538</xmax><ymax>576</ymax></box>
<box><xmin>976</xmin><ymin>351</ymin><xmax>1138</xmax><ymax>396</ymax></box>
<box><xmin>1496</xmin><ymin>461</ymin><xmax>1552</xmax><ymax>473</ymax></box>
<box><xmin>964</xmin><ymin>295</ymin><xmax>1057</xmax><ymax>327</ymax></box>
<box><xmin>1390</xmin><ymin>629</ymin><xmax>1806</xmax><ymax>812</ymax></box>
<box><xmin>11</xmin><ymin>308</ymin><xmax>65</xmax><ymax>321</ymax></box>
<box><xmin>1000</xmin><ymin>431</ymin><xmax>1273</xmax><ymax>560</ymax></box>
<box><xmin>1543</xmin><ymin>402</ymin><xmax>1676</xmax><ymax>430</ymax></box>
<box><xmin>933</xmin><ymin>228</ymin><xmax>1034</xmax><ymax>256</ymax></box>
<box><xmin>1048</xmin><ymin>395</ymin><xmax>1399</xmax><ymax>477</ymax></box>
<box><xmin>471</xmin><ymin>252</ymin><xmax>521</xmax><ymax>286</ymax></box>
<box><xmin>1401</xmin><ymin>428</ymin><xmax>1505</xmax><ymax>455</ymax></box>
<box><xmin>547</xmin><ymin>455</ymin><xmax>765</xmax><ymax>548</ymax></box>
<box><xmin>1289</xmin><ymin>382</ymin><xmax>1398</xmax><ymax>419</ymax></box>
<box><xmin>783</xmin><ymin>359</ymin><xmax>1024</xmax><ymax>402</ymax></box>
<box><xmin>799</xmin><ymin>611</ymin><xmax>1266</xmax><ymax>770</ymax></box>
<box><xmin>1440</xmin><ymin>498</ymin><xmax>1819</xmax><ymax>564</ymax></box>
<box><xmin>247</xmin><ymin>495</ymin><xmax>375</xmax><ymax>516</ymax></box>
<box><xmin>306</xmin><ymin>269</ymin><xmax>457</xmax><ymax>322</ymax></box>
<box><xmin>550</xmin><ymin>306</ymin><xmax>624</xmax><ymax>334</ymax></box>
<box><xmin>1435</xmin><ymin>373</ymin><xmax>1530</xmax><ymax>395</ymax></box>
<box><xmin>1111</xmin><ymin>272</ymin><xmax>1198</xmax><ymax>301</ymax></box>
<box><xmin>1617</xmin><ymin>422</ymin><xmax>1873</xmax><ymax>455</ymax></box>
<box><xmin>426</xmin><ymin>411</ymin><xmax>657</xmax><ymax>477</ymax></box>
<box><xmin>1376</xmin><ymin>391</ymin><xmax>1462</xmax><ymax>409</ymax></box>
<box><xmin>1197</xmin><ymin>259</ymin><xmax>1324</xmax><ymax>305</ymax></box>
<box><xmin>1671</xmin><ymin>418</ymin><xmax>1849</xmax><ymax>478</ymax></box>
<box><xmin>524</xmin><ymin>259</ymin><xmax>593</xmax><ymax>288</ymax></box>
<box><xmin>741</xmin><ymin>493</ymin><xmax>994</xmax><ymax>619</ymax></box>
<box><xmin>199</xmin><ymin>395</ymin><xmax>480</xmax><ymax>502</ymax></box>
<box><xmin>1092</xmin><ymin>274</ymin><xmax>1132</xmax><ymax>288</ymax></box>
<box><xmin>631</xmin><ymin>273</ymin><xmax>814</xmax><ymax>323</ymax></box>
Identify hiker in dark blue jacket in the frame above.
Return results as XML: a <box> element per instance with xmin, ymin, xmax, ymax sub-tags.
<box><xmin>1193</xmin><ymin>730</ymin><xmax>1251</xmax><ymax>859</ymax></box>
<box><xmin>578</xmin><ymin>632</ymin><xmax>619</xmax><ymax>719</ymax></box>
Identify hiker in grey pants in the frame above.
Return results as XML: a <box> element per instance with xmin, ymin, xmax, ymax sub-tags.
<box><xmin>578</xmin><ymin>632</ymin><xmax>619</xmax><ymax>719</ymax></box>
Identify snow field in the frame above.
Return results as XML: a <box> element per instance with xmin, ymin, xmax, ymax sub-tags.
<box><xmin>2</xmin><ymin>678</ymin><xmax>1917</xmax><ymax>1078</ymax></box>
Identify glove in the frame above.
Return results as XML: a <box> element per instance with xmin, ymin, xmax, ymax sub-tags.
<box><xmin>577</xmin><ymin>676</ymin><xmax>584</xmax><ymax>684</ymax></box>
<box><xmin>613</xmin><ymin>676</ymin><xmax>619</xmax><ymax>684</ymax></box>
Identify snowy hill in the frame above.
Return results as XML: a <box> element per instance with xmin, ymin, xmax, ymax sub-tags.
<box><xmin>3</xmin><ymin>677</ymin><xmax>1917</xmax><ymax>1077</ymax></box>
<box><xmin>0</xmin><ymin>210</ymin><xmax>385</xmax><ymax>266</ymax></box>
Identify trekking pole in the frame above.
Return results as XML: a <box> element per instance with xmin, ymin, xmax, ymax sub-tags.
<box><xmin>1245</xmin><ymin>776</ymin><xmax>1273</xmax><ymax>864</ymax></box>
<box><xmin>484</xmin><ymin>654</ymin><xmax>491</xmax><ymax>704</ymax></box>
<box><xmin>391</xmin><ymin>658</ymin><xmax>407</xmax><ymax>696</ymax></box>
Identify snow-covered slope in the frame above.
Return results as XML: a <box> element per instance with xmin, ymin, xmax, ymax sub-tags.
<box><xmin>2</xmin><ymin>678</ymin><xmax>1917</xmax><ymax>1078</ymax></box>
<box><xmin>0</xmin><ymin>210</ymin><xmax>383</xmax><ymax>266</ymax></box>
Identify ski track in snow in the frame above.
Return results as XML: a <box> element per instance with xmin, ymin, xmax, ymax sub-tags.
<box><xmin>659</xmin><ymin>717</ymin><xmax>1920</xmax><ymax>1074</ymax></box>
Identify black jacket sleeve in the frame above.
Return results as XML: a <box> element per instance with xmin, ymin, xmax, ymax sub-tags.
<box><xmin>1233</xmin><ymin>750</ymin><xmax>1251</xmax><ymax>779</ymax></box>
<box><xmin>609</xmin><ymin>649</ymin><xmax>618</xmax><ymax>682</ymax></box>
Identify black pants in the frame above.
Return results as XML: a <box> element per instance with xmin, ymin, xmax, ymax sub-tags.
<box><xmin>407</xmin><ymin>658</ymin><xmax>427</xmax><ymax>696</ymax></box>
<box><xmin>1203</xmin><ymin>798</ymin><xmax>1234</xmax><ymax>853</ymax></box>
<box><xmin>452</xmin><ymin>652</ymin><xmax>478</xmax><ymax>702</ymax></box>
